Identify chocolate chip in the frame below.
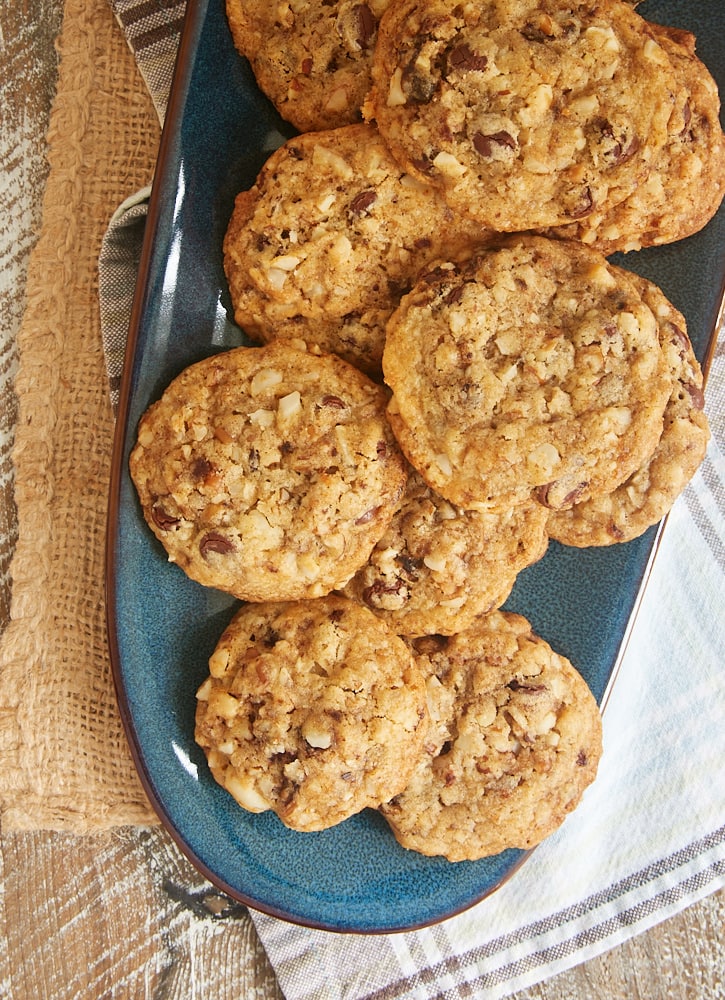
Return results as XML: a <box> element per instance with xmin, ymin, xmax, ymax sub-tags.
<box><xmin>446</xmin><ymin>42</ymin><xmax>488</xmax><ymax>74</ymax></box>
<box><xmin>610</xmin><ymin>135</ymin><xmax>640</xmax><ymax>165</ymax></box>
<box><xmin>508</xmin><ymin>679</ymin><xmax>546</xmax><ymax>693</ymax></box>
<box><xmin>666</xmin><ymin>321</ymin><xmax>690</xmax><ymax>355</ymax></box>
<box><xmin>398</xmin><ymin>554</ymin><xmax>422</xmax><ymax>579</ymax></box>
<box><xmin>349</xmin><ymin>189</ymin><xmax>377</xmax><ymax>216</ymax></box>
<box><xmin>354</xmin><ymin>3</ymin><xmax>376</xmax><ymax>48</ymax></box>
<box><xmin>535</xmin><ymin>480</ymin><xmax>589</xmax><ymax>509</ymax></box>
<box><xmin>321</xmin><ymin>394</ymin><xmax>347</xmax><ymax>408</ymax></box>
<box><xmin>568</xmin><ymin>186</ymin><xmax>593</xmax><ymax>219</ymax></box>
<box><xmin>472</xmin><ymin>130</ymin><xmax>517</xmax><ymax>158</ymax></box>
<box><xmin>684</xmin><ymin>382</ymin><xmax>705</xmax><ymax>410</ymax></box>
<box><xmin>444</xmin><ymin>284</ymin><xmax>465</xmax><ymax>306</ymax></box>
<box><xmin>576</xmin><ymin>750</ymin><xmax>588</xmax><ymax>766</ymax></box>
<box><xmin>151</xmin><ymin>505</ymin><xmax>180</xmax><ymax>531</ymax></box>
<box><xmin>406</xmin><ymin>71</ymin><xmax>437</xmax><ymax>103</ymax></box>
<box><xmin>199</xmin><ymin>532</ymin><xmax>234</xmax><ymax>558</ymax></box>
<box><xmin>191</xmin><ymin>456</ymin><xmax>213</xmax><ymax>480</ymax></box>
<box><xmin>362</xmin><ymin>579</ymin><xmax>406</xmax><ymax>604</ymax></box>
<box><xmin>355</xmin><ymin>505</ymin><xmax>382</xmax><ymax>525</ymax></box>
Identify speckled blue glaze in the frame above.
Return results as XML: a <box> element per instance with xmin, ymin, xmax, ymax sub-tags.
<box><xmin>106</xmin><ymin>0</ymin><xmax>725</xmax><ymax>933</ymax></box>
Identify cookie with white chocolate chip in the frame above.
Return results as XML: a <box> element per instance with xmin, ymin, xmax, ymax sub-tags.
<box><xmin>547</xmin><ymin>271</ymin><xmax>710</xmax><ymax>546</ymax></box>
<box><xmin>195</xmin><ymin>596</ymin><xmax>429</xmax><ymax>832</ymax></box>
<box><xmin>379</xmin><ymin>611</ymin><xmax>603</xmax><ymax>861</ymax></box>
<box><xmin>225</xmin><ymin>0</ymin><xmax>391</xmax><ymax>132</ymax></box>
<box><xmin>364</xmin><ymin>0</ymin><xmax>679</xmax><ymax>231</ymax></box>
<box><xmin>340</xmin><ymin>467</ymin><xmax>549</xmax><ymax>635</ymax></box>
<box><xmin>223</xmin><ymin>123</ymin><xmax>490</xmax><ymax>376</ymax></box>
<box><xmin>129</xmin><ymin>341</ymin><xmax>407</xmax><ymax>601</ymax></box>
<box><xmin>383</xmin><ymin>235</ymin><xmax>672</xmax><ymax>513</ymax></box>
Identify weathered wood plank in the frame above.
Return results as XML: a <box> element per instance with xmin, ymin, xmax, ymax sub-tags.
<box><xmin>0</xmin><ymin>0</ymin><xmax>65</xmax><ymax>634</ymax></box>
<box><xmin>0</xmin><ymin>828</ymin><xmax>284</xmax><ymax>1000</ymax></box>
<box><xmin>1</xmin><ymin>826</ymin><xmax>723</xmax><ymax>999</ymax></box>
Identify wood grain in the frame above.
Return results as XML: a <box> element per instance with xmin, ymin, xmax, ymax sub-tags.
<box><xmin>0</xmin><ymin>0</ymin><xmax>64</xmax><ymax>634</ymax></box>
<box><xmin>0</xmin><ymin>826</ymin><xmax>723</xmax><ymax>1000</ymax></box>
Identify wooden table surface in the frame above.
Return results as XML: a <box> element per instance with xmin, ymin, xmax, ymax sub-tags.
<box><xmin>1</xmin><ymin>3</ymin><xmax>723</xmax><ymax>998</ymax></box>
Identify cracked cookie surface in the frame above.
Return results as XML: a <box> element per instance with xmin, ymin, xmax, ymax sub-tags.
<box><xmin>365</xmin><ymin>0</ymin><xmax>678</xmax><ymax>230</ymax></box>
<box><xmin>129</xmin><ymin>341</ymin><xmax>407</xmax><ymax>601</ymax></box>
<box><xmin>379</xmin><ymin>611</ymin><xmax>602</xmax><ymax>861</ymax></box>
<box><xmin>195</xmin><ymin>596</ymin><xmax>429</xmax><ymax>831</ymax></box>
<box><xmin>383</xmin><ymin>235</ymin><xmax>671</xmax><ymax>512</ymax></box>
<box><xmin>341</xmin><ymin>467</ymin><xmax>549</xmax><ymax>635</ymax></box>
<box><xmin>547</xmin><ymin>271</ymin><xmax>709</xmax><ymax>546</ymax></box>
<box><xmin>223</xmin><ymin>123</ymin><xmax>490</xmax><ymax>376</ymax></box>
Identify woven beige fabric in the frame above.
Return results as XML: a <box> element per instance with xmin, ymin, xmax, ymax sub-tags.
<box><xmin>0</xmin><ymin>0</ymin><xmax>161</xmax><ymax>830</ymax></box>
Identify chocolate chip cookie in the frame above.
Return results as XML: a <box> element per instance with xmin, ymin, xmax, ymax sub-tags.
<box><xmin>379</xmin><ymin>611</ymin><xmax>603</xmax><ymax>861</ymax></box>
<box><xmin>383</xmin><ymin>235</ymin><xmax>672</xmax><ymax>512</ymax></box>
<box><xmin>543</xmin><ymin>23</ymin><xmax>725</xmax><ymax>252</ymax></box>
<box><xmin>223</xmin><ymin>123</ymin><xmax>490</xmax><ymax>376</ymax></box>
<box><xmin>129</xmin><ymin>341</ymin><xmax>407</xmax><ymax>601</ymax></box>
<box><xmin>226</xmin><ymin>0</ymin><xmax>391</xmax><ymax>132</ymax></box>
<box><xmin>341</xmin><ymin>467</ymin><xmax>549</xmax><ymax>635</ymax></box>
<box><xmin>195</xmin><ymin>596</ymin><xmax>429</xmax><ymax>831</ymax></box>
<box><xmin>365</xmin><ymin>0</ymin><xmax>678</xmax><ymax>230</ymax></box>
<box><xmin>547</xmin><ymin>271</ymin><xmax>709</xmax><ymax>545</ymax></box>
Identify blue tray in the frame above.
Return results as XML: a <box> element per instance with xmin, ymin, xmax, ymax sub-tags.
<box><xmin>106</xmin><ymin>0</ymin><xmax>725</xmax><ymax>933</ymax></box>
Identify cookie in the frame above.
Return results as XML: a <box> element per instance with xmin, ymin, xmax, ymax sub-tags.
<box><xmin>379</xmin><ymin>611</ymin><xmax>603</xmax><ymax>861</ymax></box>
<box><xmin>195</xmin><ymin>596</ymin><xmax>429</xmax><ymax>832</ymax></box>
<box><xmin>365</xmin><ymin>0</ymin><xmax>679</xmax><ymax>230</ymax></box>
<box><xmin>383</xmin><ymin>235</ymin><xmax>672</xmax><ymax>512</ymax></box>
<box><xmin>547</xmin><ymin>272</ymin><xmax>709</xmax><ymax>546</ymax></box>
<box><xmin>223</xmin><ymin>124</ymin><xmax>490</xmax><ymax>376</ymax></box>
<box><xmin>129</xmin><ymin>341</ymin><xmax>407</xmax><ymax>601</ymax></box>
<box><xmin>225</xmin><ymin>0</ymin><xmax>391</xmax><ymax>132</ymax></box>
<box><xmin>340</xmin><ymin>467</ymin><xmax>549</xmax><ymax>635</ymax></box>
<box><xmin>542</xmin><ymin>23</ymin><xmax>725</xmax><ymax>252</ymax></box>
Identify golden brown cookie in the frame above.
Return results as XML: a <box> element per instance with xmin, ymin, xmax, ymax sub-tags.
<box><xmin>129</xmin><ymin>341</ymin><xmax>407</xmax><ymax>601</ymax></box>
<box><xmin>223</xmin><ymin>124</ymin><xmax>490</xmax><ymax>376</ymax></box>
<box><xmin>383</xmin><ymin>236</ymin><xmax>672</xmax><ymax>512</ymax></box>
<box><xmin>547</xmin><ymin>272</ymin><xmax>710</xmax><ymax>545</ymax></box>
<box><xmin>195</xmin><ymin>596</ymin><xmax>429</xmax><ymax>832</ymax></box>
<box><xmin>379</xmin><ymin>611</ymin><xmax>603</xmax><ymax>861</ymax></box>
<box><xmin>340</xmin><ymin>467</ymin><xmax>549</xmax><ymax>635</ymax></box>
<box><xmin>226</xmin><ymin>0</ymin><xmax>392</xmax><ymax>132</ymax></box>
<box><xmin>365</xmin><ymin>0</ymin><xmax>678</xmax><ymax>230</ymax></box>
<box><xmin>542</xmin><ymin>23</ymin><xmax>725</xmax><ymax>252</ymax></box>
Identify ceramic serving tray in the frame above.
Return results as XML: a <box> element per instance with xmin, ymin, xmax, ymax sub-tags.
<box><xmin>106</xmin><ymin>0</ymin><xmax>725</xmax><ymax>933</ymax></box>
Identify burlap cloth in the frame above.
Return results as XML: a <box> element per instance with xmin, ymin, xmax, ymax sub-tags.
<box><xmin>0</xmin><ymin>0</ymin><xmax>162</xmax><ymax>830</ymax></box>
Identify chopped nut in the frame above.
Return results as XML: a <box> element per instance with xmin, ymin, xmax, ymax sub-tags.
<box><xmin>250</xmin><ymin>368</ymin><xmax>283</xmax><ymax>396</ymax></box>
<box><xmin>301</xmin><ymin>719</ymin><xmax>333</xmax><ymax>749</ymax></box>
<box><xmin>196</xmin><ymin>677</ymin><xmax>213</xmax><ymax>702</ymax></box>
<box><xmin>277</xmin><ymin>390</ymin><xmax>302</xmax><ymax>421</ymax></box>
<box><xmin>224</xmin><ymin>774</ymin><xmax>270</xmax><ymax>812</ymax></box>
<box><xmin>432</xmin><ymin>150</ymin><xmax>467</xmax><ymax>178</ymax></box>
<box><xmin>208</xmin><ymin>688</ymin><xmax>239</xmax><ymax>720</ymax></box>
<box><xmin>387</xmin><ymin>67</ymin><xmax>407</xmax><ymax>107</ymax></box>
<box><xmin>208</xmin><ymin>647</ymin><xmax>230</xmax><ymax>679</ymax></box>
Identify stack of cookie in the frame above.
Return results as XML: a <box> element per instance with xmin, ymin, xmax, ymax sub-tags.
<box><xmin>129</xmin><ymin>0</ymin><xmax>723</xmax><ymax>862</ymax></box>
